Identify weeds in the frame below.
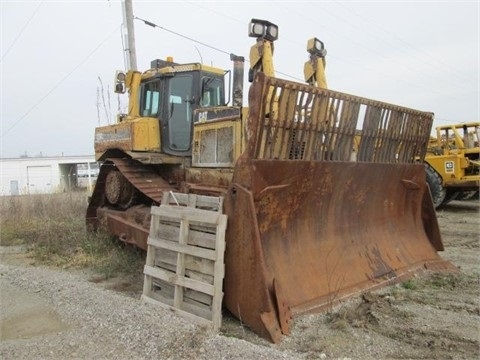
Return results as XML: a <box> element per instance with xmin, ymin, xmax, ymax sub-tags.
<box><xmin>424</xmin><ymin>273</ymin><xmax>470</xmax><ymax>290</ymax></box>
<box><xmin>0</xmin><ymin>192</ymin><xmax>145</xmax><ymax>279</ymax></box>
<box><xmin>401</xmin><ymin>279</ymin><xmax>418</xmax><ymax>290</ymax></box>
<box><xmin>399</xmin><ymin>272</ymin><xmax>477</xmax><ymax>293</ymax></box>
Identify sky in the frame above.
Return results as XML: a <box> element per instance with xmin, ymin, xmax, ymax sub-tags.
<box><xmin>1</xmin><ymin>0</ymin><xmax>478</xmax><ymax>158</ymax></box>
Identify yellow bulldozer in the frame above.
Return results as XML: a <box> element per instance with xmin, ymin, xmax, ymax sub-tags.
<box><xmin>87</xmin><ymin>18</ymin><xmax>455</xmax><ymax>343</ymax></box>
<box><xmin>424</xmin><ymin>122</ymin><xmax>480</xmax><ymax>208</ymax></box>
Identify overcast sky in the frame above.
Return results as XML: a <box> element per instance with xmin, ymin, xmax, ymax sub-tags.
<box><xmin>1</xmin><ymin>0</ymin><xmax>478</xmax><ymax>158</ymax></box>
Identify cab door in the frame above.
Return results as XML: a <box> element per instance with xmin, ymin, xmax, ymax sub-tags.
<box><xmin>165</xmin><ymin>74</ymin><xmax>194</xmax><ymax>154</ymax></box>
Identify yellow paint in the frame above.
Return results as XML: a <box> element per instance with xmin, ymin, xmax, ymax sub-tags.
<box><xmin>142</xmin><ymin>63</ymin><xmax>225</xmax><ymax>81</ymax></box>
<box><xmin>131</xmin><ymin>117</ymin><xmax>161</xmax><ymax>152</ymax></box>
<box><xmin>249</xmin><ymin>40</ymin><xmax>275</xmax><ymax>77</ymax></box>
<box><xmin>94</xmin><ymin>121</ymin><xmax>132</xmax><ymax>156</ymax></box>
<box><xmin>425</xmin><ymin>122</ymin><xmax>480</xmax><ymax>186</ymax></box>
<box><xmin>94</xmin><ymin>117</ymin><xmax>161</xmax><ymax>159</ymax></box>
<box><xmin>126</xmin><ymin>70</ymin><xmax>142</xmax><ymax>117</ymax></box>
<box><xmin>303</xmin><ymin>60</ymin><xmax>328</xmax><ymax>89</ymax></box>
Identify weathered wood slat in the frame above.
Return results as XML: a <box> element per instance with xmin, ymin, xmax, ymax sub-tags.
<box><xmin>162</xmin><ymin>192</ymin><xmax>224</xmax><ymax>212</ymax></box>
<box><xmin>152</xmin><ymin>278</ymin><xmax>213</xmax><ymax>306</ymax></box>
<box><xmin>142</xmin><ymin>295</ymin><xmax>213</xmax><ymax>326</ymax></box>
<box><xmin>151</xmin><ymin>205</ymin><xmax>223</xmax><ymax>225</ymax></box>
<box><xmin>147</xmin><ymin>236</ymin><xmax>217</xmax><ymax>261</ymax></box>
<box><xmin>152</xmin><ymin>222</ymin><xmax>217</xmax><ymax>249</ymax></box>
<box><xmin>144</xmin><ymin>265</ymin><xmax>215</xmax><ymax>295</ymax></box>
<box><xmin>143</xmin><ymin>193</ymin><xmax>226</xmax><ymax>331</ymax></box>
<box><xmin>156</xmin><ymin>251</ymin><xmax>215</xmax><ymax>277</ymax></box>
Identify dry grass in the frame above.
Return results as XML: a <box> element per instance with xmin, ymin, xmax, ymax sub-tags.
<box><xmin>0</xmin><ymin>192</ymin><xmax>145</xmax><ymax>279</ymax></box>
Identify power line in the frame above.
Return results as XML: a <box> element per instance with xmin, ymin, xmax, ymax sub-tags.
<box><xmin>1</xmin><ymin>25</ymin><xmax>121</xmax><ymax>139</ymax></box>
<box><xmin>134</xmin><ymin>16</ymin><xmax>304</xmax><ymax>82</ymax></box>
<box><xmin>0</xmin><ymin>1</ymin><xmax>44</xmax><ymax>63</ymax></box>
<box><xmin>184</xmin><ymin>0</ymin><xmax>244</xmax><ymax>27</ymax></box>
<box><xmin>334</xmin><ymin>1</ymin><xmax>477</xmax><ymax>85</ymax></box>
<box><xmin>281</xmin><ymin>1</ymin><xmax>450</xmax><ymax>88</ymax></box>
<box><xmin>272</xmin><ymin>2</ymin><xmax>473</xmax><ymax>100</ymax></box>
<box><xmin>168</xmin><ymin>1</ymin><xmax>475</xmax><ymax>96</ymax></box>
<box><xmin>135</xmin><ymin>16</ymin><xmax>232</xmax><ymax>57</ymax></box>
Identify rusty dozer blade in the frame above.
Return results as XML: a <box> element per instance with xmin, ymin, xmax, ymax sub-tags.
<box><xmin>223</xmin><ymin>73</ymin><xmax>457</xmax><ymax>343</ymax></box>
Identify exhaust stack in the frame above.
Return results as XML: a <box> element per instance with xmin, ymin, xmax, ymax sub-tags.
<box><xmin>230</xmin><ymin>54</ymin><xmax>245</xmax><ymax>107</ymax></box>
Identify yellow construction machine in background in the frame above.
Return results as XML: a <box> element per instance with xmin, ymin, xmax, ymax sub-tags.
<box><xmin>425</xmin><ymin>122</ymin><xmax>480</xmax><ymax>208</ymax></box>
<box><xmin>87</xmin><ymin>18</ymin><xmax>456</xmax><ymax>343</ymax></box>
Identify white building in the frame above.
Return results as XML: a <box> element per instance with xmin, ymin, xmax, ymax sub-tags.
<box><xmin>0</xmin><ymin>155</ymin><xmax>99</xmax><ymax>196</ymax></box>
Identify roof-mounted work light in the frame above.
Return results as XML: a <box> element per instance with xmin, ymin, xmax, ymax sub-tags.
<box><xmin>307</xmin><ymin>37</ymin><xmax>327</xmax><ymax>57</ymax></box>
<box><xmin>114</xmin><ymin>70</ymin><xmax>127</xmax><ymax>94</ymax></box>
<box><xmin>116</xmin><ymin>71</ymin><xmax>126</xmax><ymax>82</ymax></box>
<box><xmin>249</xmin><ymin>19</ymin><xmax>279</xmax><ymax>42</ymax></box>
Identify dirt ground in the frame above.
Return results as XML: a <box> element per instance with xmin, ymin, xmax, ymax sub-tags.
<box><xmin>1</xmin><ymin>199</ymin><xmax>479</xmax><ymax>359</ymax></box>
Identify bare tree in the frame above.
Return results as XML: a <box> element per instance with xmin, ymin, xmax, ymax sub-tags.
<box><xmin>97</xmin><ymin>76</ymin><xmax>112</xmax><ymax>124</ymax></box>
<box><xmin>96</xmin><ymin>86</ymin><xmax>101</xmax><ymax>126</ymax></box>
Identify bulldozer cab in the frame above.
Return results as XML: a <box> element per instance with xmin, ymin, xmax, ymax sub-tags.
<box><xmin>113</xmin><ymin>61</ymin><xmax>228</xmax><ymax>157</ymax></box>
<box><xmin>434</xmin><ymin>123</ymin><xmax>480</xmax><ymax>153</ymax></box>
<box><xmin>424</xmin><ymin>122</ymin><xmax>480</xmax><ymax>207</ymax></box>
<box><xmin>142</xmin><ymin>65</ymin><xmax>226</xmax><ymax>156</ymax></box>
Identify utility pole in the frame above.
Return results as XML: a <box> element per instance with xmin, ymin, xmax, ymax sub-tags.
<box><xmin>122</xmin><ymin>0</ymin><xmax>137</xmax><ymax>71</ymax></box>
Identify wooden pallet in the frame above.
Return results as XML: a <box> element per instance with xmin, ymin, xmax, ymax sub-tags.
<box><xmin>142</xmin><ymin>192</ymin><xmax>227</xmax><ymax>331</ymax></box>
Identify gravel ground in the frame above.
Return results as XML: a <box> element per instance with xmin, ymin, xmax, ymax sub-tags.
<box><xmin>1</xmin><ymin>199</ymin><xmax>479</xmax><ymax>359</ymax></box>
<box><xmin>0</xmin><ymin>259</ymin><xmax>302</xmax><ymax>359</ymax></box>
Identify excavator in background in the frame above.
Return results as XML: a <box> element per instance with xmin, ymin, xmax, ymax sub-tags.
<box><xmin>424</xmin><ymin>122</ymin><xmax>479</xmax><ymax>208</ymax></box>
<box><xmin>86</xmin><ymin>18</ymin><xmax>456</xmax><ymax>343</ymax></box>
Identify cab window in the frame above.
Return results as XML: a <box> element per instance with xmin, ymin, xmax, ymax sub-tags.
<box><xmin>140</xmin><ymin>80</ymin><xmax>161</xmax><ymax>117</ymax></box>
<box><xmin>200</xmin><ymin>77</ymin><xmax>224</xmax><ymax>107</ymax></box>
